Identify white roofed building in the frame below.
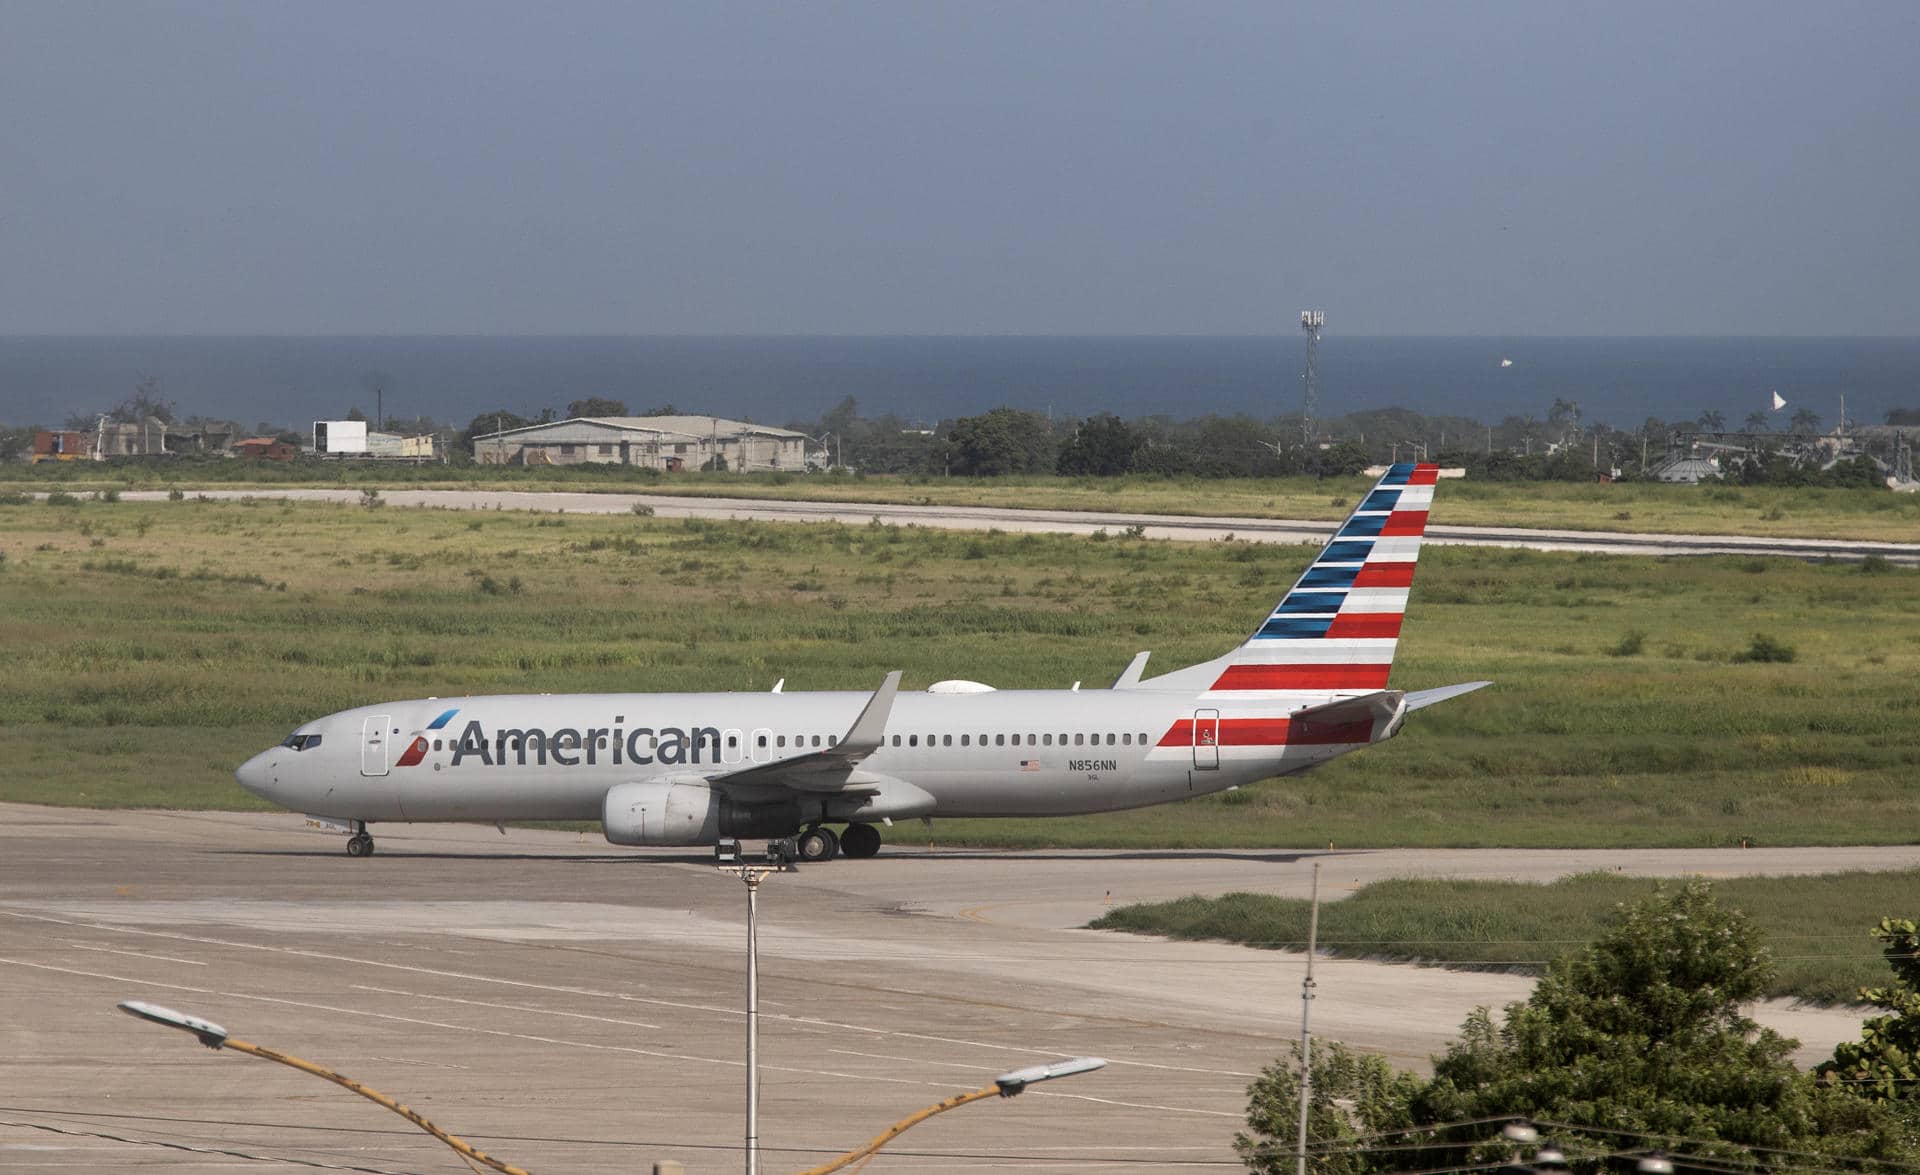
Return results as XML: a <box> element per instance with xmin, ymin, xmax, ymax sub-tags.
<box><xmin>472</xmin><ymin>416</ymin><xmax>810</xmax><ymax>472</ymax></box>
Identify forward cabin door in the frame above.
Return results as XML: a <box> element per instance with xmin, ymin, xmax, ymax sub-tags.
<box><xmin>1191</xmin><ymin>709</ymin><xmax>1220</xmax><ymax>770</ymax></box>
<box><xmin>361</xmin><ymin>715</ymin><xmax>391</xmax><ymax>777</ymax></box>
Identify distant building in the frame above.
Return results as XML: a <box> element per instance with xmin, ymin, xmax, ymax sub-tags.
<box><xmin>312</xmin><ymin>420</ymin><xmax>438</xmax><ymax>460</ymax></box>
<box><xmin>233</xmin><ymin>437</ymin><xmax>300</xmax><ymax>461</ymax></box>
<box><xmin>473</xmin><ymin>416</ymin><xmax>810</xmax><ymax>472</ymax></box>
<box><xmin>30</xmin><ymin>430</ymin><xmax>91</xmax><ymax>463</ymax></box>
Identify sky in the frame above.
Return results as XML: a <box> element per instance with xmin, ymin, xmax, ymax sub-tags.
<box><xmin>2</xmin><ymin>1</ymin><xmax>1916</xmax><ymax>336</ymax></box>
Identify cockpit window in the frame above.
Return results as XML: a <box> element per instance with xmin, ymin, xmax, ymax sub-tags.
<box><xmin>280</xmin><ymin>733</ymin><xmax>323</xmax><ymax>751</ymax></box>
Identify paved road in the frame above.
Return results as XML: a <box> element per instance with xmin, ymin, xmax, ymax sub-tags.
<box><xmin>111</xmin><ymin>487</ymin><xmax>1920</xmax><ymax>563</ymax></box>
<box><xmin>5</xmin><ymin>804</ymin><xmax>1913</xmax><ymax>1174</ymax></box>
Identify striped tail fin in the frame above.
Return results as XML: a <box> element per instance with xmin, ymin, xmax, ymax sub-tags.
<box><xmin>1139</xmin><ymin>462</ymin><xmax>1440</xmax><ymax>696</ymax></box>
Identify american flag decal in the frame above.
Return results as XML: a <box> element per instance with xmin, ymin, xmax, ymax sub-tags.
<box><xmin>1019</xmin><ymin>759</ymin><xmax>1041</xmax><ymax>772</ymax></box>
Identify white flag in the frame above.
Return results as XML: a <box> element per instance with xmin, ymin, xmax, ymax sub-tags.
<box><xmin>1771</xmin><ymin>391</ymin><xmax>1786</xmax><ymax>411</ymax></box>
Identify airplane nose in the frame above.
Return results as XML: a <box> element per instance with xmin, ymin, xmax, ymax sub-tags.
<box><xmin>235</xmin><ymin>751</ymin><xmax>276</xmax><ymax>801</ymax></box>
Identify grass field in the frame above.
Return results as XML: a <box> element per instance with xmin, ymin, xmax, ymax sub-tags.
<box><xmin>1</xmin><ymin>493</ymin><xmax>1917</xmax><ymax>848</ymax></box>
<box><xmin>1089</xmin><ymin>871</ymin><xmax>1920</xmax><ymax>1005</ymax></box>
<box><xmin>7</xmin><ymin>461</ymin><xmax>1920</xmax><ymax>542</ymax></box>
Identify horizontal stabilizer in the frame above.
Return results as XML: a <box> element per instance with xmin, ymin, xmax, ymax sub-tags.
<box><xmin>1289</xmin><ymin>690</ymin><xmax>1405</xmax><ymax>743</ymax></box>
<box><xmin>1404</xmin><ymin>680</ymin><xmax>1492</xmax><ymax>712</ymax></box>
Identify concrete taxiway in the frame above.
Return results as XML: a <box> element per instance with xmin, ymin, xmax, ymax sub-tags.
<box><xmin>112</xmin><ymin>487</ymin><xmax>1920</xmax><ymax>563</ymax></box>
<box><xmin>6</xmin><ymin>805</ymin><xmax>1917</xmax><ymax>1173</ymax></box>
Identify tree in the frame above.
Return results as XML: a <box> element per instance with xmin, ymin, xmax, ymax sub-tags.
<box><xmin>1820</xmin><ymin>918</ymin><xmax>1920</xmax><ymax>1102</ymax></box>
<box><xmin>945</xmin><ymin>407</ymin><xmax>1055</xmax><ymax>476</ymax></box>
<box><xmin>1744</xmin><ymin>410</ymin><xmax>1771</xmax><ymax>432</ymax></box>
<box><xmin>1699</xmin><ymin>408</ymin><xmax>1726</xmax><ymax>431</ymax></box>
<box><xmin>1055</xmin><ymin>414</ymin><xmax>1142</xmax><ymax>476</ymax></box>
<box><xmin>1247</xmin><ymin>883</ymin><xmax>1919</xmax><ymax>1173</ymax></box>
<box><xmin>1238</xmin><ymin>1041</ymin><xmax>1421</xmax><ymax>1175</ymax></box>
<box><xmin>1790</xmin><ymin>406</ymin><xmax>1822</xmax><ymax>433</ymax></box>
<box><xmin>1315</xmin><ymin>439</ymin><xmax>1370</xmax><ymax>478</ymax></box>
<box><xmin>459</xmin><ymin>409</ymin><xmax>531</xmax><ymax>456</ymax></box>
<box><xmin>566</xmin><ymin>397</ymin><xmax>628</xmax><ymax>419</ymax></box>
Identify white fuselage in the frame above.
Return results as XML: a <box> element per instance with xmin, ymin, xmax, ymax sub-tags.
<box><xmin>236</xmin><ymin>686</ymin><xmax>1370</xmax><ymax>826</ymax></box>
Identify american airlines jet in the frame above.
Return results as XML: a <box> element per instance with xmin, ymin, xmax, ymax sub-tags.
<box><xmin>236</xmin><ymin>463</ymin><xmax>1487</xmax><ymax>861</ymax></box>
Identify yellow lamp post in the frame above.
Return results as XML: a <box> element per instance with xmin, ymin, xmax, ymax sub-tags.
<box><xmin>118</xmin><ymin>1000</ymin><xmax>533</xmax><ymax>1175</ymax></box>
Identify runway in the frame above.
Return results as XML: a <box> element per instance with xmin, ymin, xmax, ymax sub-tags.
<box><xmin>111</xmin><ymin>487</ymin><xmax>1920</xmax><ymax>563</ymax></box>
<box><xmin>6</xmin><ymin>804</ymin><xmax>1915</xmax><ymax>1173</ymax></box>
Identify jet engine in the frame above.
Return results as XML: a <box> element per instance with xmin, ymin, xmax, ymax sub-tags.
<box><xmin>601</xmin><ymin>780</ymin><xmax>801</xmax><ymax>846</ymax></box>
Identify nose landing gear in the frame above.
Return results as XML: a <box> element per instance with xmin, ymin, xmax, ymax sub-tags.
<box><xmin>345</xmin><ymin>822</ymin><xmax>375</xmax><ymax>858</ymax></box>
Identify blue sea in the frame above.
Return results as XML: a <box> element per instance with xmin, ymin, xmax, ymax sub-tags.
<box><xmin>2</xmin><ymin>336</ymin><xmax>1916</xmax><ymax>432</ymax></box>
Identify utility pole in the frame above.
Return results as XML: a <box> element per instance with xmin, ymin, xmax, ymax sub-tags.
<box><xmin>1295</xmin><ymin>861</ymin><xmax>1321</xmax><ymax>1175</ymax></box>
<box><xmin>1300</xmin><ymin>311</ymin><xmax>1324</xmax><ymax>446</ymax></box>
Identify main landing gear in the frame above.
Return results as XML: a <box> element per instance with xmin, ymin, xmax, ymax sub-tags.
<box><xmin>790</xmin><ymin>824</ymin><xmax>883</xmax><ymax>863</ymax></box>
<box><xmin>795</xmin><ymin>825</ymin><xmax>839</xmax><ymax>863</ymax></box>
<box><xmin>345</xmin><ymin>821</ymin><xmax>375</xmax><ymax>858</ymax></box>
<box><xmin>839</xmin><ymin>822</ymin><xmax>882</xmax><ymax>860</ymax></box>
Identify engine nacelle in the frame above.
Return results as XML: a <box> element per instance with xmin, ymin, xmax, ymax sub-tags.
<box><xmin>601</xmin><ymin>780</ymin><xmax>802</xmax><ymax>846</ymax></box>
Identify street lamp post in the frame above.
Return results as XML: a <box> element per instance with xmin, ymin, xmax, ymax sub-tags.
<box><xmin>719</xmin><ymin>844</ymin><xmax>796</xmax><ymax>1175</ymax></box>
<box><xmin>793</xmin><ymin>1057</ymin><xmax>1108</xmax><ymax>1175</ymax></box>
<box><xmin>117</xmin><ymin>1000</ymin><xmax>533</xmax><ymax>1175</ymax></box>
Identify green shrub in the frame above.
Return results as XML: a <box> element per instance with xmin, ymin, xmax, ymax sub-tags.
<box><xmin>630</xmin><ymin>502</ymin><xmax>655</xmax><ymax>516</ymax></box>
<box><xmin>1607</xmin><ymin>629</ymin><xmax>1646</xmax><ymax>657</ymax></box>
<box><xmin>1734</xmin><ymin>632</ymin><xmax>1797</xmax><ymax>663</ymax></box>
<box><xmin>44</xmin><ymin>491</ymin><xmax>79</xmax><ymax>506</ymax></box>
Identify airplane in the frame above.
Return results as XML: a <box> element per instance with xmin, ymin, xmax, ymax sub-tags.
<box><xmin>235</xmin><ymin>462</ymin><xmax>1488</xmax><ymax>861</ymax></box>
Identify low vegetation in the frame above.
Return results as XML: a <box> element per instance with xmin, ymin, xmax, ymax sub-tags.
<box><xmin>0</xmin><ymin>496</ymin><xmax>1917</xmax><ymax>852</ymax></box>
<box><xmin>1090</xmin><ymin>870</ymin><xmax>1920</xmax><ymax>1005</ymax></box>
<box><xmin>5</xmin><ymin>460</ymin><xmax>1920</xmax><ymax>542</ymax></box>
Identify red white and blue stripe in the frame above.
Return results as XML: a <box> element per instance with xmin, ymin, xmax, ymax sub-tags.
<box><xmin>1206</xmin><ymin>462</ymin><xmax>1437</xmax><ymax>696</ymax></box>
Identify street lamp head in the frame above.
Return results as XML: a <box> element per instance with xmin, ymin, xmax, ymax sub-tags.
<box><xmin>118</xmin><ymin>1000</ymin><xmax>229</xmax><ymax>1049</ymax></box>
<box><xmin>1501</xmin><ymin>1120</ymin><xmax>1539</xmax><ymax>1145</ymax></box>
<box><xmin>992</xmin><ymin>1056</ymin><xmax>1106</xmax><ymax>1097</ymax></box>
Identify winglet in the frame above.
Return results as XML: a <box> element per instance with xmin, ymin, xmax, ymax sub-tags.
<box><xmin>1111</xmin><ymin>651</ymin><xmax>1151</xmax><ymax>689</ymax></box>
<box><xmin>839</xmin><ymin>671</ymin><xmax>902</xmax><ymax>755</ymax></box>
<box><xmin>771</xmin><ymin>678</ymin><xmax>785</xmax><ymax>693</ymax></box>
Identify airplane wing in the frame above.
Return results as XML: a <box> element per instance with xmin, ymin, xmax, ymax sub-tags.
<box><xmin>1403</xmin><ymin>680</ymin><xmax>1492</xmax><ymax>711</ymax></box>
<box><xmin>704</xmin><ymin>670</ymin><xmax>902</xmax><ymax>794</ymax></box>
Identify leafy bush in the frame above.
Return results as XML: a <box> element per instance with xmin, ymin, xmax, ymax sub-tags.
<box><xmin>1734</xmin><ymin>632</ymin><xmax>1797</xmax><ymax>663</ymax></box>
<box><xmin>1607</xmin><ymin>629</ymin><xmax>1646</xmax><ymax>657</ymax></box>
<box><xmin>44</xmin><ymin>491</ymin><xmax>79</xmax><ymax>506</ymax></box>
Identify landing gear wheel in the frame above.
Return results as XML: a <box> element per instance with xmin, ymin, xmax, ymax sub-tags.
<box><xmin>840</xmin><ymin>823</ymin><xmax>882</xmax><ymax>860</ymax></box>
<box><xmin>346</xmin><ymin>833</ymin><xmax>375</xmax><ymax>857</ymax></box>
<box><xmin>795</xmin><ymin>826</ymin><xmax>839</xmax><ymax>863</ymax></box>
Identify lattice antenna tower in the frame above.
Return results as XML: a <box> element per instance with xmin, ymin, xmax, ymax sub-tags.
<box><xmin>1300</xmin><ymin>310</ymin><xmax>1325</xmax><ymax>444</ymax></box>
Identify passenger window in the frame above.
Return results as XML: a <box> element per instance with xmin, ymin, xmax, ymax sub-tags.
<box><xmin>433</xmin><ymin>739</ymin><xmax>442</xmax><ymax>751</ymax></box>
<box><xmin>1122</xmin><ymin>733</ymin><xmax>1132</xmax><ymax>746</ymax></box>
<box><xmin>1074</xmin><ymin>733</ymin><xmax>1084</xmax><ymax>746</ymax></box>
<box><xmin>943</xmin><ymin>735</ymin><xmax>952</xmax><ymax>747</ymax></box>
<box><xmin>1139</xmin><ymin>732</ymin><xmax>1149</xmax><ymax>745</ymax></box>
<box><xmin>727</xmin><ymin>735</ymin><xmax>738</xmax><ymax>749</ymax></box>
<box><xmin>909</xmin><ymin>735</ymin><xmax>918</xmax><ymax>747</ymax></box>
<box><xmin>891</xmin><ymin>734</ymin><xmax>901</xmax><ymax>747</ymax></box>
<box><xmin>828</xmin><ymin>735</ymin><xmax>837</xmax><ymax>746</ymax></box>
<box><xmin>1027</xmin><ymin>734</ymin><xmax>1036</xmax><ymax>746</ymax></box>
<box><xmin>811</xmin><ymin>735</ymin><xmax>821</xmax><ymax>747</ymax></box>
<box><xmin>995</xmin><ymin>734</ymin><xmax>1005</xmax><ymax>746</ymax></box>
<box><xmin>1106</xmin><ymin>733</ymin><xmax>1116</xmax><ymax>745</ymax></box>
<box><xmin>960</xmin><ymin>735</ymin><xmax>970</xmax><ymax>746</ymax></box>
<box><xmin>1043</xmin><ymin>734</ymin><xmax>1053</xmax><ymax>746</ymax></box>
<box><xmin>757</xmin><ymin>735</ymin><xmax>767</xmax><ymax>748</ymax></box>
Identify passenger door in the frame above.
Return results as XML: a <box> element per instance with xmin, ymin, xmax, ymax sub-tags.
<box><xmin>361</xmin><ymin>714</ymin><xmax>391</xmax><ymax>777</ymax></box>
